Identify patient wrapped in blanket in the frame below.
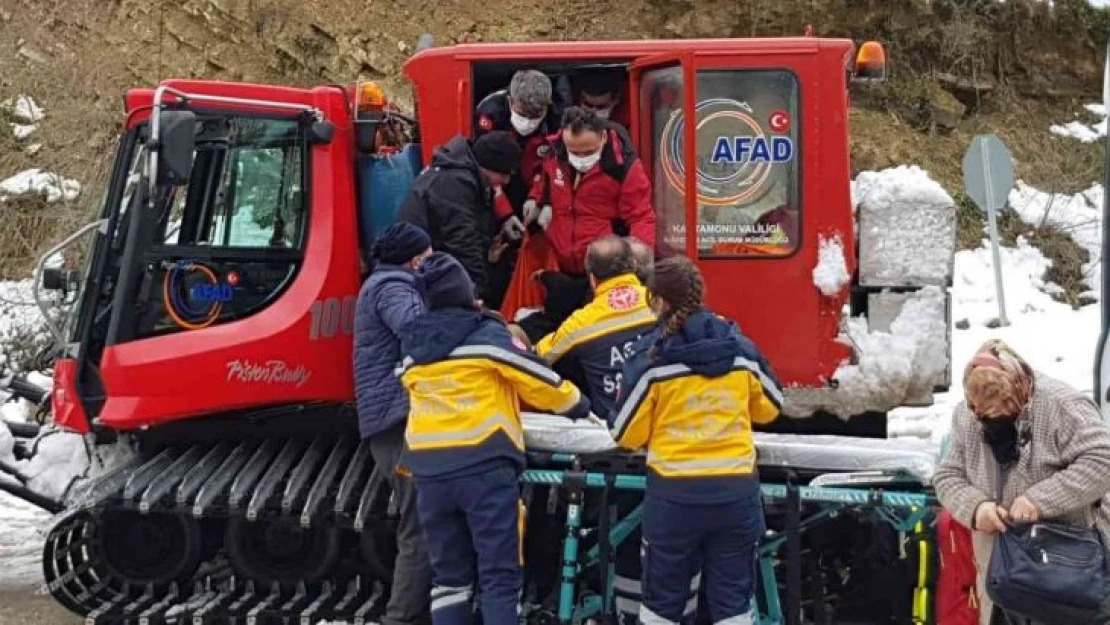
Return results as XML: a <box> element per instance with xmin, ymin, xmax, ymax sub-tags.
<box><xmin>521</xmin><ymin>413</ymin><xmax>939</xmax><ymax>485</ymax></box>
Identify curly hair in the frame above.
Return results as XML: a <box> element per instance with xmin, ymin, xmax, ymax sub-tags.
<box><xmin>649</xmin><ymin>256</ymin><xmax>705</xmax><ymax>358</ymax></box>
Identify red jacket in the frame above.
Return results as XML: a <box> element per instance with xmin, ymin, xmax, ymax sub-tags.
<box><xmin>529</xmin><ymin>124</ymin><xmax>655</xmax><ymax>274</ymax></box>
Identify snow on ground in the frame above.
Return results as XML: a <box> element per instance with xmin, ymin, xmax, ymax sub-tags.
<box><xmin>889</xmin><ymin>236</ymin><xmax>1100</xmax><ymax>441</ymax></box>
<box><xmin>0</xmin><ymin>417</ymin><xmax>89</xmax><ymax>590</ymax></box>
<box><xmin>1009</xmin><ymin>180</ymin><xmax>1102</xmax><ymax>294</ymax></box>
<box><xmin>1050</xmin><ymin>102</ymin><xmax>1108</xmax><ymax>143</ymax></box>
<box><xmin>2</xmin><ymin>95</ymin><xmax>43</xmax><ymax>143</ymax></box>
<box><xmin>0</xmin><ymin>280</ymin><xmax>55</xmax><ymax>374</ymax></box>
<box><xmin>0</xmin><ymin>169</ymin><xmax>81</xmax><ymax>203</ymax></box>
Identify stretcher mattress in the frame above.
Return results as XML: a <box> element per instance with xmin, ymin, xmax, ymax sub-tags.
<box><xmin>522</xmin><ymin>413</ymin><xmax>939</xmax><ymax>485</ymax></box>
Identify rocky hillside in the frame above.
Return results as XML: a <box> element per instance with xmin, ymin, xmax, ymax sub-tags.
<box><xmin>0</xmin><ymin>0</ymin><xmax>1108</xmax><ymax>275</ymax></box>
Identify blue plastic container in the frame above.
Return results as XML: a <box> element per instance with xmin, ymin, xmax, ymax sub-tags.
<box><xmin>357</xmin><ymin>143</ymin><xmax>423</xmax><ymax>249</ymax></box>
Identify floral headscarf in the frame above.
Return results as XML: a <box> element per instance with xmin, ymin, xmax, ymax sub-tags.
<box><xmin>962</xmin><ymin>339</ymin><xmax>1034</xmax><ymax>418</ymax></box>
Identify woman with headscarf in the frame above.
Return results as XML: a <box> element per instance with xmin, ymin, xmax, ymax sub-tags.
<box><xmin>933</xmin><ymin>339</ymin><xmax>1110</xmax><ymax>624</ymax></box>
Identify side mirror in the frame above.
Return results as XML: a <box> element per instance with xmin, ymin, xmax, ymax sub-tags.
<box><xmin>156</xmin><ymin>110</ymin><xmax>197</xmax><ymax>186</ymax></box>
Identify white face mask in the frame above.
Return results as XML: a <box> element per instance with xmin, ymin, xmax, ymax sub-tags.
<box><xmin>593</xmin><ymin>107</ymin><xmax>613</xmax><ymax>120</ymax></box>
<box><xmin>510</xmin><ymin>111</ymin><xmax>542</xmax><ymax>136</ymax></box>
<box><xmin>568</xmin><ymin>151</ymin><xmax>601</xmax><ymax>173</ymax></box>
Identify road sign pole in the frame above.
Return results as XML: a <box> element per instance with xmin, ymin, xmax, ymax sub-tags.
<box><xmin>963</xmin><ymin>134</ymin><xmax>1015</xmax><ymax>328</ymax></box>
<box><xmin>985</xmin><ymin>202</ymin><xmax>1010</xmax><ymax>326</ymax></box>
<box><xmin>979</xmin><ymin>147</ymin><xmax>1010</xmax><ymax>327</ymax></box>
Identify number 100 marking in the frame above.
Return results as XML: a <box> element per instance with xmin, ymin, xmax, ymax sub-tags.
<box><xmin>309</xmin><ymin>296</ymin><xmax>357</xmax><ymax>340</ymax></box>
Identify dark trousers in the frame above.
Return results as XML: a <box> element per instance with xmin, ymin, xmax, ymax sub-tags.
<box><xmin>612</xmin><ymin>492</ymin><xmax>700</xmax><ymax>625</ymax></box>
<box><xmin>640</xmin><ymin>492</ymin><xmax>764</xmax><ymax>625</ymax></box>
<box><xmin>416</xmin><ymin>464</ymin><xmax>523</xmax><ymax>625</ymax></box>
<box><xmin>370</xmin><ymin>425</ymin><xmax>433</xmax><ymax>625</ymax></box>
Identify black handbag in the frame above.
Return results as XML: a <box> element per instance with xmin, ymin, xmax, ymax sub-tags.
<box><xmin>985</xmin><ymin>463</ymin><xmax>1110</xmax><ymax>624</ymax></box>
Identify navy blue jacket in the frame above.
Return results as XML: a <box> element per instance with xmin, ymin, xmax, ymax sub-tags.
<box><xmin>353</xmin><ymin>265</ymin><xmax>425</xmax><ymax>438</ymax></box>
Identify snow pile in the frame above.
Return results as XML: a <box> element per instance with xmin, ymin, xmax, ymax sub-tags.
<box><xmin>1008</xmin><ymin>180</ymin><xmax>1102</xmax><ymax>296</ymax></box>
<box><xmin>784</xmin><ymin>286</ymin><xmax>949</xmax><ymax>419</ymax></box>
<box><xmin>1049</xmin><ymin>103</ymin><xmax>1107</xmax><ymax>143</ymax></box>
<box><xmin>953</xmin><ymin>236</ymin><xmax>1060</xmax><ymax>325</ymax></box>
<box><xmin>812</xmin><ymin>234</ymin><xmax>850</xmax><ymax>296</ymax></box>
<box><xmin>889</xmin><ymin>240</ymin><xmax>1100</xmax><ymax>441</ymax></box>
<box><xmin>852</xmin><ymin>165</ymin><xmax>956</xmax><ymax>287</ymax></box>
<box><xmin>0</xmin><ymin>168</ymin><xmax>81</xmax><ymax>203</ymax></box>
<box><xmin>0</xmin><ymin>280</ymin><xmax>53</xmax><ymax>373</ymax></box>
<box><xmin>0</xmin><ymin>420</ymin><xmax>91</xmax><ymax>589</ymax></box>
<box><xmin>1</xmin><ymin>95</ymin><xmax>43</xmax><ymax>141</ymax></box>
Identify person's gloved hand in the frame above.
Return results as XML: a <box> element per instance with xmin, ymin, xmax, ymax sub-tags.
<box><xmin>522</xmin><ymin>199</ymin><xmax>540</xmax><ymax>225</ymax></box>
<box><xmin>537</xmin><ymin>204</ymin><xmax>553</xmax><ymax>230</ymax></box>
<box><xmin>501</xmin><ymin>215</ymin><xmax>525</xmax><ymax>241</ymax></box>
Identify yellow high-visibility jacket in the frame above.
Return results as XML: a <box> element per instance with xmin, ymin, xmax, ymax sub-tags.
<box><xmin>610</xmin><ymin>309</ymin><xmax>782</xmax><ymax>502</ymax></box>
<box><xmin>536</xmin><ymin>273</ymin><xmax>656</xmax><ymax>417</ymax></box>
<box><xmin>399</xmin><ymin>308</ymin><xmax>590</xmax><ymax>479</ymax></box>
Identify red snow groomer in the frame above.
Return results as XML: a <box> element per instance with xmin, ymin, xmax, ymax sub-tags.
<box><xmin>2</xmin><ymin>35</ymin><xmax>949</xmax><ymax>624</ymax></box>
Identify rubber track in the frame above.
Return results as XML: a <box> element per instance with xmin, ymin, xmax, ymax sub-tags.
<box><xmin>42</xmin><ymin>438</ymin><xmax>393</xmax><ymax>623</ymax></box>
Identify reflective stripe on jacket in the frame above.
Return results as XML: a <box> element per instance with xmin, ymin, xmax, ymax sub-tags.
<box><xmin>610</xmin><ymin>310</ymin><xmax>782</xmax><ymax>503</ymax></box>
<box><xmin>399</xmin><ymin>308</ymin><xmax>590</xmax><ymax>479</ymax></box>
<box><xmin>536</xmin><ymin>274</ymin><xmax>656</xmax><ymax>417</ymax></box>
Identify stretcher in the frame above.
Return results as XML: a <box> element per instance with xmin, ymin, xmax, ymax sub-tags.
<box><xmin>519</xmin><ymin>414</ymin><xmax>940</xmax><ymax>625</ymax></box>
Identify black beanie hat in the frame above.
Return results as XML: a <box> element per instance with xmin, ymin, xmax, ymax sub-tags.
<box><xmin>420</xmin><ymin>252</ymin><xmax>476</xmax><ymax>309</ymax></box>
<box><xmin>472</xmin><ymin>131</ymin><xmax>522</xmax><ymax>175</ymax></box>
<box><xmin>372</xmin><ymin>223</ymin><xmax>431</xmax><ymax>265</ymax></box>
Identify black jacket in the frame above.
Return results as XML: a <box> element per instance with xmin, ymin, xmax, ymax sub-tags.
<box><xmin>398</xmin><ymin>135</ymin><xmax>493</xmax><ymax>300</ymax></box>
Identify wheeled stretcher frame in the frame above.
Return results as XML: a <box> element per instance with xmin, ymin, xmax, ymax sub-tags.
<box><xmin>520</xmin><ymin>451</ymin><xmax>937</xmax><ymax>625</ymax></box>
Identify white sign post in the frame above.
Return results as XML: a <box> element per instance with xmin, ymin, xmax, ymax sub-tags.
<box><xmin>963</xmin><ymin>134</ymin><xmax>1015</xmax><ymax>327</ymax></box>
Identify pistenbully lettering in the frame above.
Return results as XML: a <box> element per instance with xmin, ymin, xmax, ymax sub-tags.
<box><xmin>226</xmin><ymin>359</ymin><xmax>312</xmax><ymax>387</ymax></box>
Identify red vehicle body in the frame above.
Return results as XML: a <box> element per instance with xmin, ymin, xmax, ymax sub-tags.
<box><xmin>51</xmin><ymin>37</ymin><xmax>873</xmax><ymax>437</ymax></box>
<box><xmin>18</xmin><ymin>36</ymin><xmax>960</xmax><ymax>625</ymax></box>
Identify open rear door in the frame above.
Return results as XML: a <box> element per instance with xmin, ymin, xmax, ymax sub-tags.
<box><xmin>630</xmin><ymin>53</ymin><xmax>697</xmax><ymax>259</ymax></box>
<box><xmin>629</xmin><ymin>44</ymin><xmax>859</xmax><ymax>407</ymax></box>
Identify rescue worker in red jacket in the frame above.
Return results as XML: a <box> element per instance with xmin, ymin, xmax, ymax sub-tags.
<box><xmin>574</xmin><ymin>67</ymin><xmax>631</xmax><ymax>130</ymax></box>
<box><xmin>475</xmin><ymin>69</ymin><xmax>560</xmax><ymax>307</ymax></box>
<box><xmin>524</xmin><ymin>106</ymin><xmax>655</xmax><ymax>315</ymax></box>
<box><xmin>398</xmin><ymin>252</ymin><xmax>592</xmax><ymax>625</ymax></box>
<box><xmin>611</xmin><ymin>256</ymin><xmax>782</xmax><ymax>625</ymax></box>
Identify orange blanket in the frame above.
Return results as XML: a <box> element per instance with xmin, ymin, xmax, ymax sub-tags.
<box><xmin>500</xmin><ymin>233</ymin><xmax>560</xmax><ymax>323</ymax></box>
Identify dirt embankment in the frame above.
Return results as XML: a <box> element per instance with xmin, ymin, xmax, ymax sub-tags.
<box><xmin>0</xmin><ymin>0</ymin><xmax>1106</xmax><ymax>275</ymax></box>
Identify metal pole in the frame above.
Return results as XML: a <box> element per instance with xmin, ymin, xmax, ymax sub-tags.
<box><xmin>979</xmin><ymin>143</ymin><xmax>1010</xmax><ymax>326</ymax></box>
<box><xmin>985</xmin><ymin>202</ymin><xmax>1010</xmax><ymax>326</ymax></box>
<box><xmin>1096</xmin><ymin>40</ymin><xmax>1110</xmax><ymax>414</ymax></box>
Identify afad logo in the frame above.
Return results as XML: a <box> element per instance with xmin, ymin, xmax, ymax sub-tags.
<box><xmin>163</xmin><ymin>261</ymin><xmax>238</xmax><ymax>330</ymax></box>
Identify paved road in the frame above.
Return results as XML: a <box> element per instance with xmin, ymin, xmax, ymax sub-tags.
<box><xmin>0</xmin><ymin>590</ymin><xmax>81</xmax><ymax>625</ymax></box>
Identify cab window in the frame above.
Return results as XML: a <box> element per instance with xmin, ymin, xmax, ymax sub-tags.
<box><xmin>646</xmin><ymin>68</ymin><xmax>801</xmax><ymax>258</ymax></box>
<box><xmin>128</xmin><ymin>116</ymin><xmax>308</xmax><ymax>339</ymax></box>
<box><xmin>169</xmin><ymin>118</ymin><xmax>306</xmax><ymax>249</ymax></box>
